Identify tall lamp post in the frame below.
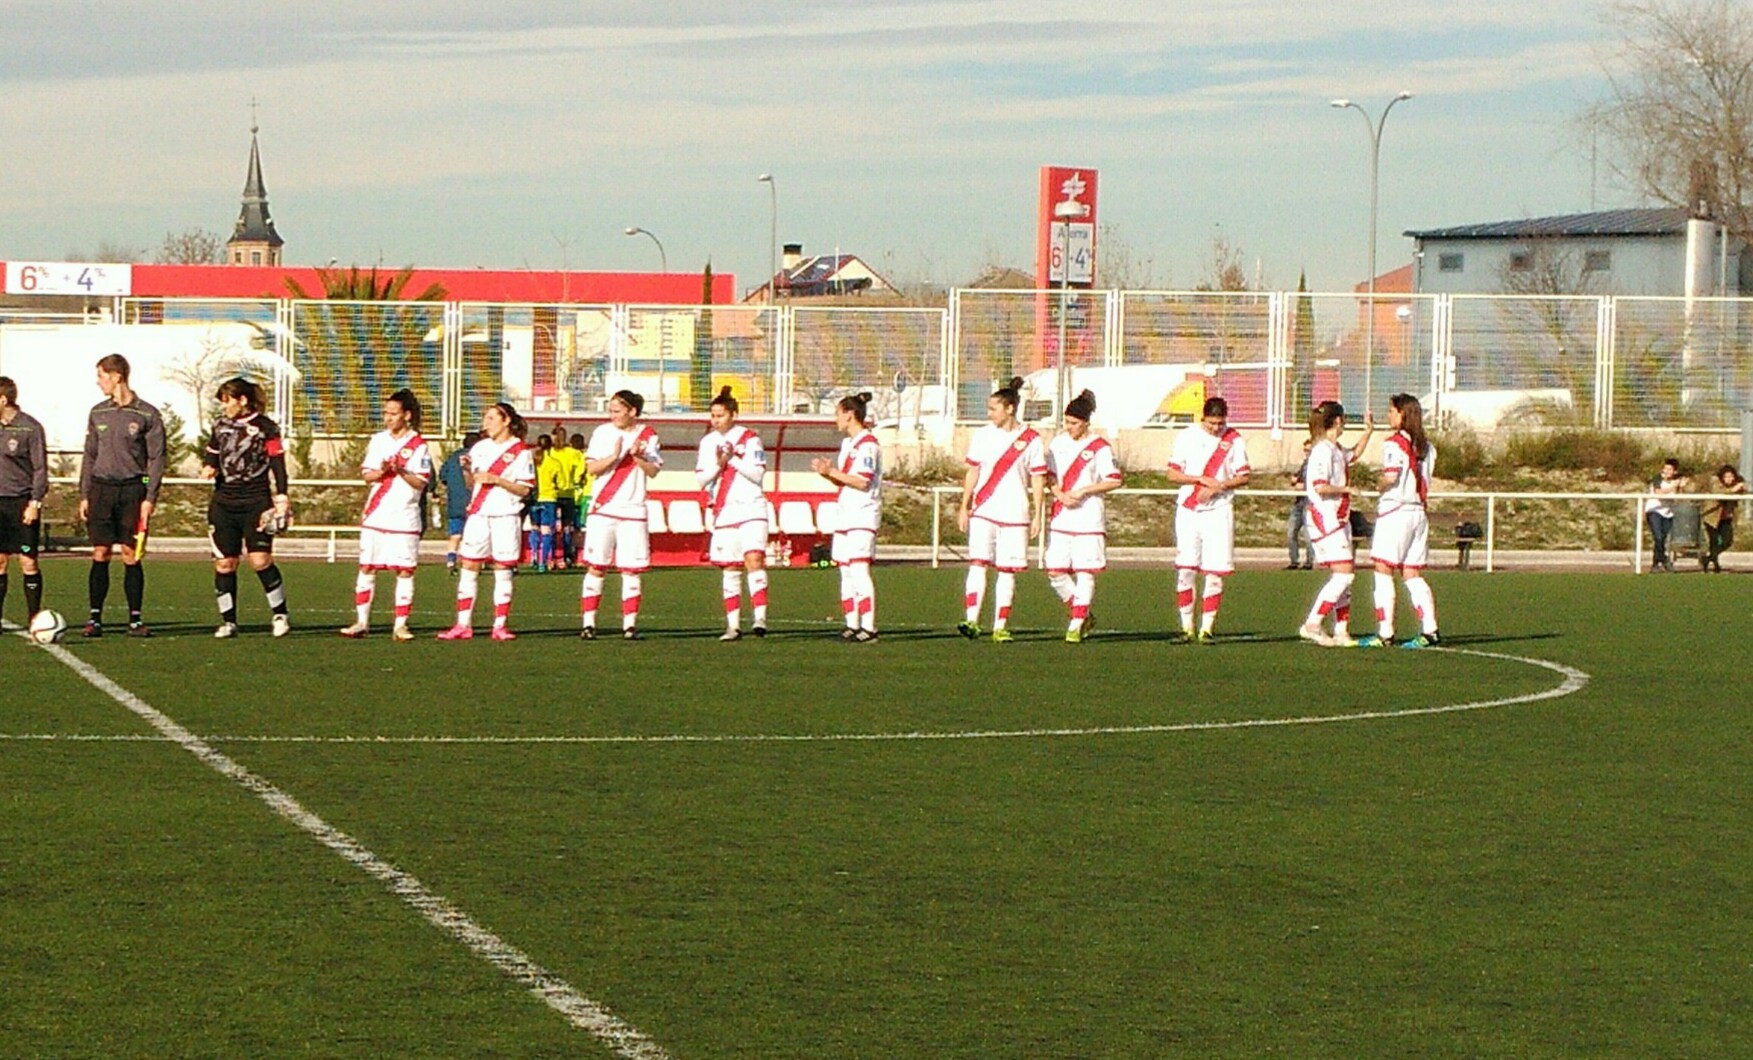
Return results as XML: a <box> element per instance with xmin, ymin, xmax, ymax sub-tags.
<box><xmin>1331</xmin><ymin>90</ymin><xmax>1413</xmax><ymax>412</ymax></box>
<box><xmin>623</xmin><ymin>226</ymin><xmax>667</xmax><ymax>272</ymax></box>
<box><xmin>1053</xmin><ymin>200</ymin><xmax>1082</xmax><ymax>426</ymax></box>
<box><xmin>757</xmin><ymin>173</ymin><xmax>777</xmax><ymax>302</ymax></box>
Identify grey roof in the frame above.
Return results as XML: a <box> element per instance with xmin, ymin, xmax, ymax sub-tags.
<box><xmin>1404</xmin><ymin>208</ymin><xmax>1692</xmax><ymax>241</ymax></box>
<box><xmin>228</xmin><ymin>130</ymin><xmax>284</xmax><ymax>248</ymax></box>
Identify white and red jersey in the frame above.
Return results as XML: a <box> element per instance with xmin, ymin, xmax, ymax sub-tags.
<box><xmin>587</xmin><ymin>421</ymin><xmax>663</xmax><ymax>520</ymax></box>
<box><xmin>965</xmin><ymin>423</ymin><xmax>1046</xmax><ymax>526</ymax></box>
<box><xmin>1168</xmin><ymin>424</ymin><xmax>1250</xmax><ymax>512</ymax></box>
<box><xmin>463</xmin><ymin>436</ymin><xmax>535</xmax><ymax>518</ymax></box>
<box><xmin>1379</xmin><ymin>430</ymin><xmax>1435</xmax><ymax>516</ymax></box>
<box><xmin>359</xmin><ymin>428</ymin><xmax>433</xmax><ymax>534</ymax></box>
<box><xmin>834</xmin><ymin>430</ymin><xmax>883</xmax><ymax>531</ymax></box>
<box><xmin>695</xmin><ymin>426</ymin><xmax>768</xmax><ymax>528</ymax></box>
<box><xmin>1047</xmin><ymin>432</ymin><xmax>1121</xmax><ymax>535</ymax></box>
<box><xmin>1303</xmin><ymin>437</ymin><xmax>1353</xmax><ymax>540</ymax></box>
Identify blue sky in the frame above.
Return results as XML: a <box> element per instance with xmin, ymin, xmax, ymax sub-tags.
<box><xmin>0</xmin><ymin>1</ymin><xmax>1622</xmax><ymax>295</ymax></box>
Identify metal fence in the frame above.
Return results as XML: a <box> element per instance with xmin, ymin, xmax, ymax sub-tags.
<box><xmin>7</xmin><ymin>290</ymin><xmax>1752</xmax><ymax>440</ymax></box>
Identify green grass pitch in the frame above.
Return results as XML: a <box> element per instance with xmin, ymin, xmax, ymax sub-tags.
<box><xmin>2</xmin><ymin>559</ymin><xmax>1750</xmax><ymax>1057</ymax></box>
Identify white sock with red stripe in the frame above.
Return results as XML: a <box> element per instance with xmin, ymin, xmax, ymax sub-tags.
<box><xmin>621</xmin><ymin>572</ymin><xmax>642</xmax><ymax>630</ymax></box>
<box><xmin>1306</xmin><ymin>572</ymin><xmax>1353</xmax><ymax>629</ymax></box>
<box><xmin>722</xmin><ymin>567</ymin><xmax>743</xmax><ymax>630</ymax></box>
<box><xmin>748</xmin><ymin>568</ymin><xmax>769</xmax><ymax>628</ymax></box>
<box><xmin>1176</xmin><ymin>568</ymin><xmax>1197</xmax><ymax>632</ymax></box>
<box><xmin>1405</xmin><ymin>576</ymin><xmax>1438</xmax><ymax>634</ymax></box>
<box><xmin>1373</xmin><ymin>571</ymin><xmax>1396</xmax><ymax>638</ymax></box>
<box><xmin>454</xmin><ymin>567</ymin><xmax>478</xmax><ymax>627</ymax></box>
<box><xmin>393</xmin><ymin>574</ymin><xmax>414</xmax><ymax>628</ymax></box>
<box><xmin>1048</xmin><ymin>571</ymin><xmax>1074</xmax><ymax>606</ymax></box>
<box><xmin>1199</xmin><ymin>574</ymin><xmax>1224</xmax><ymax>635</ymax></box>
<box><xmin>992</xmin><ymin>571</ymin><xmax>1015</xmax><ymax>631</ymax></box>
<box><xmin>580</xmin><ymin>570</ymin><xmax>604</xmax><ymax>629</ymax></box>
<box><xmin>354</xmin><ymin>569</ymin><xmax>375</xmax><ymax>626</ymax></box>
<box><xmin>964</xmin><ymin>565</ymin><xmax>987</xmax><ymax>624</ymax></box>
<box><xmin>852</xmin><ymin>563</ymin><xmax>876</xmax><ymax>631</ymax></box>
<box><xmin>840</xmin><ymin>565</ymin><xmax>859</xmax><ymax>629</ymax></box>
<box><xmin>1070</xmin><ymin>572</ymin><xmax>1094</xmax><ymax>630</ymax></box>
<box><xmin>1334</xmin><ymin>585</ymin><xmax>1351</xmax><ymax>629</ymax></box>
<box><xmin>492</xmin><ymin>567</ymin><xmax>513</xmax><ymax>629</ymax></box>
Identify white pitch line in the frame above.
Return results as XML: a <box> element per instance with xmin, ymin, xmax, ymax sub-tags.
<box><xmin>11</xmin><ymin>630</ymin><xmax>672</xmax><ymax>1060</ymax></box>
<box><xmin>2</xmin><ymin>647</ymin><xmax>1588</xmax><ymax>746</ymax></box>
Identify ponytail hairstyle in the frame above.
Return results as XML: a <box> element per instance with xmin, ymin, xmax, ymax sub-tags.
<box><xmin>387</xmin><ymin>388</ymin><xmax>422</xmax><ymax>429</ymax></box>
<box><xmin>215</xmin><ymin>377</ymin><xmax>264</xmax><ymax>413</ymax></box>
<box><xmin>611</xmin><ymin>389</ymin><xmax>645</xmax><ymax>416</ymax></box>
<box><xmin>492</xmin><ymin>401</ymin><xmax>528</xmax><ymax>440</ymax></box>
<box><xmin>992</xmin><ymin>376</ymin><xmax>1025</xmax><ymax>412</ymax></box>
<box><xmin>1064</xmin><ymin>388</ymin><xmax>1096</xmax><ymax>423</ymax></box>
<box><xmin>711</xmin><ymin>385</ymin><xmax>739</xmax><ymax>415</ymax></box>
<box><xmin>1309</xmin><ymin>400</ymin><xmax>1345</xmax><ymax>439</ymax></box>
<box><xmin>1390</xmin><ymin>393</ymin><xmax>1428</xmax><ymax>461</ymax></box>
<box><xmin>837</xmin><ymin>390</ymin><xmax>874</xmax><ymax>427</ymax></box>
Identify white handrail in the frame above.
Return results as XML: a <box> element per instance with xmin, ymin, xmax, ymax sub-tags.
<box><xmin>920</xmin><ymin>484</ymin><xmax>1746</xmax><ymax>573</ymax></box>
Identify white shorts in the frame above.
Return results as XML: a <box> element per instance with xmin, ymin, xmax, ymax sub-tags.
<box><xmin>832</xmin><ymin>528</ymin><xmax>875</xmax><ymax>565</ymax></box>
<box><xmin>358</xmin><ymin>527</ymin><xmax>420</xmax><ymax>572</ymax></box>
<box><xmin>459</xmin><ymin>513</ymin><xmax>523</xmax><ymax>566</ymax></box>
<box><xmin>1174</xmin><ymin>505</ymin><xmax>1235</xmax><ymax>575</ymax></box>
<box><xmin>1308</xmin><ymin>523</ymin><xmax>1355</xmax><ymax>568</ymax></box>
<box><xmin>584</xmin><ymin>515</ymin><xmax>651</xmax><ymax>572</ymax></box>
<box><xmin>968</xmin><ymin>516</ymin><xmax>1030</xmax><ymax>572</ymax></box>
<box><xmin>1370</xmin><ymin>508</ymin><xmax>1430</xmax><ymax>571</ymax></box>
<box><xmin>709</xmin><ymin>519</ymin><xmax>769</xmax><ymax>566</ymax></box>
<box><xmin>1043</xmin><ymin>530</ymin><xmax>1106</xmax><ymax>573</ymax></box>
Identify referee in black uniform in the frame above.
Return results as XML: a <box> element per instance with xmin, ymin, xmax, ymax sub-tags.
<box><xmin>0</xmin><ymin>376</ymin><xmax>49</xmax><ymax>623</ymax></box>
<box><xmin>203</xmin><ymin>377</ymin><xmax>293</xmax><ymax>638</ymax></box>
<box><xmin>78</xmin><ymin>354</ymin><xmax>166</xmax><ymax>637</ymax></box>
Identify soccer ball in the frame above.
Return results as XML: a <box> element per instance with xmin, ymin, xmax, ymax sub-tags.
<box><xmin>28</xmin><ymin>609</ymin><xmax>67</xmax><ymax>646</ymax></box>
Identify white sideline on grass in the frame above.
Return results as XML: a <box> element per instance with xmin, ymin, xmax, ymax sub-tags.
<box><xmin>5</xmin><ymin>625</ymin><xmax>672</xmax><ymax>1060</ymax></box>
<box><xmin>1</xmin><ymin>647</ymin><xmax>1590</xmax><ymax>746</ymax></box>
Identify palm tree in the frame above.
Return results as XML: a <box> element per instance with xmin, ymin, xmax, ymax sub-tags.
<box><xmin>283</xmin><ymin>265</ymin><xmax>448</xmax><ymax>436</ymax></box>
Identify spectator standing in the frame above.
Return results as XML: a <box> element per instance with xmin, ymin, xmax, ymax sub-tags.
<box><xmin>1285</xmin><ymin>437</ymin><xmax>1313</xmax><ymax>569</ymax></box>
<box><xmin>1644</xmin><ymin>457</ymin><xmax>1687</xmax><ymax>573</ymax></box>
<box><xmin>439</xmin><ymin>431</ymin><xmax>481</xmax><ymax>571</ymax></box>
<box><xmin>1700</xmin><ymin>464</ymin><xmax>1746</xmax><ymax>573</ymax></box>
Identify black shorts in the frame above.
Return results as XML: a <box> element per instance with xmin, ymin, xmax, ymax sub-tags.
<box><xmin>0</xmin><ymin>496</ymin><xmax>41</xmax><ymax>556</ymax></box>
<box><xmin>556</xmin><ymin>498</ymin><xmax>578</xmax><ymax>531</ymax></box>
<box><xmin>87</xmin><ymin>480</ymin><xmax>147</xmax><ymax>547</ymax></box>
<box><xmin>208</xmin><ymin>495</ymin><xmax>275</xmax><ymax>558</ymax></box>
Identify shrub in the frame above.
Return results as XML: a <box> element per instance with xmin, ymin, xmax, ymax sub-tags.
<box><xmin>1432</xmin><ymin>426</ymin><xmax>1489</xmax><ymax>481</ymax></box>
<box><xmin>1501</xmin><ymin>429</ymin><xmax>1650</xmax><ymax>480</ymax></box>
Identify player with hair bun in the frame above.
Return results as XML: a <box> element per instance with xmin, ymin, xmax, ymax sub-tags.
<box><xmin>202</xmin><ymin>377</ymin><xmax>293</xmax><ymax>638</ymax></box>
<box><xmin>438</xmin><ymin>402</ymin><xmax>533</xmax><ymax>641</ymax></box>
<box><xmin>580</xmin><ymin>389</ymin><xmax>662</xmax><ymax>640</ymax></box>
<box><xmin>698</xmin><ymin>386</ymin><xmax>771</xmax><ymax>640</ymax></box>
<box><xmin>812</xmin><ymin>391</ymin><xmax>881</xmax><ymax>641</ymax></box>
<box><xmin>958</xmin><ymin>377</ymin><xmax>1046</xmax><ymax>642</ymax></box>
<box><xmin>1044</xmin><ymin>389</ymin><xmax>1122</xmax><ymax>643</ymax></box>
<box><xmin>1165</xmin><ymin>395</ymin><xmax>1250</xmax><ymax>643</ymax></box>
<box><xmin>1297</xmin><ymin>401</ymin><xmax>1366</xmax><ymax>647</ymax></box>
<box><xmin>341</xmin><ymin>389</ymin><xmax>431</xmax><ymax>641</ymax></box>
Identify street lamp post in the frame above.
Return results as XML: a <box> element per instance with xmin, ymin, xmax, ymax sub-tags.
<box><xmin>1331</xmin><ymin>90</ymin><xmax>1413</xmax><ymax>412</ymax></box>
<box><xmin>1052</xmin><ymin>201</ymin><xmax>1082</xmax><ymax>427</ymax></box>
<box><xmin>757</xmin><ymin>173</ymin><xmax>777</xmax><ymax>302</ymax></box>
<box><xmin>623</xmin><ymin>226</ymin><xmax>667</xmax><ymax>272</ymax></box>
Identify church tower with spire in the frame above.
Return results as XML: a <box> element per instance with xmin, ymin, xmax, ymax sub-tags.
<box><xmin>227</xmin><ymin>115</ymin><xmax>284</xmax><ymax>266</ymax></box>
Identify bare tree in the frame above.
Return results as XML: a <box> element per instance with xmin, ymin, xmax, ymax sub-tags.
<box><xmin>156</xmin><ymin>227</ymin><xmax>226</xmax><ymax>265</ymax></box>
<box><xmin>1195</xmin><ymin>233</ymin><xmax>1251</xmax><ymax>292</ymax></box>
<box><xmin>1096</xmin><ymin>223</ymin><xmax>1162</xmax><ymax>289</ymax></box>
<box><xmin>1584</xmin><ymin>0</ymin><xmax>1753</xmax><ymax>239</ymax></box>
<box><xmin>64</xmin><ymin>240</ymin><xmax>146</xmax><ymax>263</ymax></box>
<box><xmin>1490</xmin><ymin>239</ymin><xmax>1604</xmax><ymax>409</ymax></box>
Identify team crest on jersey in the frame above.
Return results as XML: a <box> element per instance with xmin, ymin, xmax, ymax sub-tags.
<box><xmin>127</xmin><ymin>421</ymin><xmax>139</xmax><ymax>436</ymax></box>
<box><xmin>1077</xmin><ymin>451</ymin><xmax>1091</xmax><ymax>462</ymax></box>
<box><xmin>5</xmin><ymin>438</ymin><xmax>16</xmax><ymax>453</ymax></box>
<box><xmin>1013</xmin><ymin>440</ymin><xmax>1026</xmax><ymax>452</ymax></box>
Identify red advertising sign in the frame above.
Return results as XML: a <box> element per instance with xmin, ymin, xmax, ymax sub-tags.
<box><xmin>1035</xmin><ymin>167</ymin><xmax>1098</xmax><ymax>288</ymax></box>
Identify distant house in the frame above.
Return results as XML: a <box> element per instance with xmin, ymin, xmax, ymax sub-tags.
<box><xmin>745</xmin><ymin>243</ymin><xmax>898</xmax><ymax>302</ymax></box>
<box><xmin>1404</xmin><ymin>208</ymin><xmax>1752</xmax><ymax>297</ymax></box>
